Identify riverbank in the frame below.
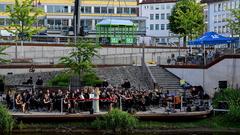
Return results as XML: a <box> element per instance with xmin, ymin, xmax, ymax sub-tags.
<box><xmin>14</xmin><ymin>116</ymin><xmax>240</xmax><ymax>134</ymax></box>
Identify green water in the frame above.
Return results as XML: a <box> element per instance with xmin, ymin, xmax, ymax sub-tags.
<box><xmin>11</xmin><ymin>132</ymin><xmax>239</xmax><ymax>135</ymax></box>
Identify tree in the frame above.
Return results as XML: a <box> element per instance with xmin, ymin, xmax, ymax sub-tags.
<box><xmin>226</xmin><ymin>7</ymin><xmax>240</xmax><ymax>37</ymax></box>
<box><xmin>60</xmin><ymin>38</ymin><xmax>101</xmax><ymax>86</ymax></box>
<box><xmin>5</xmin><ymin>0</ymin><xmax>45</xmax><ymax>58</ymax></box>
<box><xmin>168</xmin><ymin>0</ymin><xmax>204</xmax><ymax>46</ymax></box>
<box><xmin>0</xmin><ymin>46</ymin><xmax>10</xmax><ymax>64</ymax></box>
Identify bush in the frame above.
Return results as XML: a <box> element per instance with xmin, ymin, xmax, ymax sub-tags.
<box><xmin>213</xmin><ymin>88</ymin><xmax>240</xmax><ymax>122</ymax></box>
<box><xmin>48</xmin><ymin>72</ymin><xmax>71</xmax><ymax>87</ymax></box>
<box><xmin>92</xmin><ymin>109</ymin><xmax>138</xmax><ymax>130</ymax></box>
<box><xmin>0</xmin><ymin>104</ymin><xmax>14</xmax><ymax>133</ymax></box>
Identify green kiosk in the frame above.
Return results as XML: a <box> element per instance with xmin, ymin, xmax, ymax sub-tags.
<box><xmin>96</xmin><ymin>19</ymin><xmax>137</xmax><ymax>45</ymax></box>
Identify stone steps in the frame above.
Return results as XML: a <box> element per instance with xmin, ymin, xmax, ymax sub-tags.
<box><xmin>149</xmin><ymin>66</ymin><xmax>182</xmax><ymax>90</ymax></box>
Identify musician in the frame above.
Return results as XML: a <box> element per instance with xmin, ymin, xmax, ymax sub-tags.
<box><xmin>6</xmin><ymin>90</ymin><xmax>13</xmax><ymax>109</ymax></box>
<box><xmin>43</xmin><ymin>94</ymin><xmax>52</xmax><ymax>112</ymax></box>
<box><xmin>22</xmin><ymin>91</ymin><xmax>31</xmax><ymax>113</ymax></box>
<box><xmin>15</xmin><ymin>93</ymin><xmax>26</xmax><ymax>113</ymax></box>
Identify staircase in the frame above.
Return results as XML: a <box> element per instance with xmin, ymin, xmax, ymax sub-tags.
<box><xmin>149</xmin><ymin>66</ymin><xmax>182</xmax><ymax>91</ymax></box>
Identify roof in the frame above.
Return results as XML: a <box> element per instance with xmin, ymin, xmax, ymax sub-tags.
<box><xmin>139</xmin><ymin>0</ymin><xmax>177</xmax><ymax>4</ymax></box>
<box><xmin>96</xmin><ymin>19</ymin><xmax>135</xmax><ymax>26</ymax></box>
<box><xmin>200</xmin><ymin>0</ymin><xmax>227</xmax><ymax>3</ymax></box>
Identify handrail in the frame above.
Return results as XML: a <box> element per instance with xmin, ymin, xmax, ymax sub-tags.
<box><xmin>142</xmin><ymin>62</ymin><xmax>158</xmax><ymax>89</ymax></box>
<box><xmin>160</xmin><ymin>54</ymin><xmax>240</xmax><ymax>69</ymax></box>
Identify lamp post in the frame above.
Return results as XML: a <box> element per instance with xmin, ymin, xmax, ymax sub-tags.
<box><xmin>33</xmin><ymin>0</ymin><xmax>41</xmax><ymax>27</ymax></box>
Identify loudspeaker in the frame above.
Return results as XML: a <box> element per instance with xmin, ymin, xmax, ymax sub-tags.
<box><xmin>219</xmin><ymin>81</ymin><xmax>227</xmax><ymax>89</ymax></box>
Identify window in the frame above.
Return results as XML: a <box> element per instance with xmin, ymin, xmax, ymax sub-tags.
<box><xmin>155</xmin><ymin>5</ymin><xmax>159</xmax><ymax>10</ymax></box>
<box><xmin>166</xmin><ymin>4</ymin><xmax>171</xmax><ymax>9</ymax></box>
<box><xmin>236</xmin><ymin>1</ymin><xmax>239</xmax><ymax>9</ymax></box>
<box><xmin>218</xmin><ymin>15</ymin><xmax>221</xmax><ymax>23</ymax></box>
<box><xmin>81</xmin><ymin>7</ymin><xmax>84</xmax><ymax>13</ymax></box>
<box><xmin>71</xmin><ymin>6</ymin><xmax>74</xmax><ymax>13</ymax></box>
<box><xmin>166</xmin><ymin>13</ymin><xmax>170</xmax><ymax>19</ymax></box>
<box><xmin>218</xmin><ymin>26</ymin><xmax>221</xmax><ymax>33</ymax></box>
<box><xmin>150</xmin><ymin>24</ymin><xmax>154</xmax><ymax>30</ymax></box>
<box><xmin>155</xmin><ymin>14</ymin><xmax>159</xmax><ymax>20</ymax></box>
<box><xmin>231</xmin><ymin>1</ymin><xmax>235</xmax><ymax>9</ymax></box>
<box><xmin>54</xmin><ymin>6</ymin><xmax>68</xmax><ymax>13</ymax></box>
<box><xmin>214</xmin><ymin>4</ymin><xmax>217</xmax><ymax>12</ymax></box>
<box><xmin>218</xmin><ymin>3</ymin><xmax>221</xmax><ymax>11</ymax></box>
<box><xmin>155</xmin><ymin>38</ymin><xmax>159</xmax><ymax>43</ymax></box>
<box><xmin>166</xmin><ymin>24</ymin><xmax>170</xmax><ymax>30</ymax></box>
<box><xmin>222</xmin><ymin>14</ymin><xmax>225</xmax><ymax>22</ymax></box>
<box><xmin>150</xmin><ymin>5</ymin><xmax>154</xmax><ymax>10</ymax></box>
<box><xmin>117</xmin><ymin>7</ymin><xmax>122</xmax><ymax>14</ymax></box>
<box><xmin>161</xmin><ymin>4</ymin><xmax>165</xmax><ymax>10</ymax></box>
<box><xmin>161</xmin><ymin>24</ymin><xmax>165</xmax><ymax>30</ymax></box>
<box><xmin>0</xmin><ymin>18</ymin><xmax>4</xmax><ymax>26</ymax></box>
<box><xmin>150</xmin><ymin>14</ymin><xmax>154</xmax><ymax>20</ymax></box>
<box><xmin>161</xmin><ymin>38</ymin><xmax>165</xmax><ymax>43</ymax></box>
<box><xmin>108</xmin><ymin>7</ymin><xmax>114</xmax><ymax>14</ymax></box>
<box><xmin>124</xmin><ymin>8</ymin><xmax>129</xmax><ymax>14</ymax></box>
<box><xmin>214</xmin><ymin>15</ymin><xmax>217</xmax><ymax>23</ymax></box>
<box><xmin>101</xmin><ymin>7</ymin><xmax>107</xmax><ymax>13</ymax></box>
<box><xmin>94</xmin><ymin>7</ymin><xmax>100</xmax><ymax>13</ymax></box>
<box><xmin>161</xmin><ymin>13</ymin><xmax>165</xmax><ymax>20</ymax></box>
<box><xmin>214</xmin><ymin>26</ymin><xmax>217</xmax><ymax>32</ymax></box>
<box><xmin>0</xmin><ymin>4</ymin><xmax>5</xmax><ymax>12</ymax></box>
<box><xmin>85</xmin><ymin>7</ymin><xmax>91</xmax><ymax>13</ymax></box>
<box><xmin>131</xmin><ymin>8</ymin><xmax>136</xmax><ymax>14</ymax></box>
<box><xmin>222</xmin><ymin>26</ymin><xmax>226</xmax><ymax>33</ymax></box>
<box><xmin>155</xmin><ymin>24</ymin><xmax>159</xmax><ymax>30</ymax></box>
<box><xmin>47</xmin><ymin>5</ymin><xmax>54</xmax><ymax>13</ymax></box>
<box><xmin>223</xmin><ymin>2</ymin><xmax>227</xmax><ymax>11</ymax></box>
<box><xmin>5</xmin><ymin>19</ymin><xmax>10</xmax><ymax>25</ymax></box>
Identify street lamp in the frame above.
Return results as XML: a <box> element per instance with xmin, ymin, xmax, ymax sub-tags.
<box><xmin>33</xmin><ymin>0</ymin><xmax>41</xmax><ymax>27</ymax></box>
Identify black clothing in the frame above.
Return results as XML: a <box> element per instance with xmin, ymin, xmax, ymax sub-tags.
<box><xmin>26</xmin><ymin>78</ymin><xmax>33</xmax><ymax>85</ymax></box>
<box><xmin>36</xmin><ymin>79</ymin><xmax>43</xmax><ymax>85</ymax></box>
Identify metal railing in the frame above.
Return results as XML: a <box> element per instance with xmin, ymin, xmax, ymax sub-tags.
<box><xmin>142</xmin><ymin>62</ymin><xmax>158</xmax><ymax>90</ymax></box>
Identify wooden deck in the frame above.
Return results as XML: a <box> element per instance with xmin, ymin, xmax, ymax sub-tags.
<box><xmin>12</xmin><ymin>110</ymin><xmax>211</xmax><ymax>122</ymax></box>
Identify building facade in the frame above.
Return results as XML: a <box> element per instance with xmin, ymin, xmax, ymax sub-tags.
<box><xmin>138</xmin><ymin>0</ymin><xmax>178</xmax><ymax>45</ymax></box>
<box><xmin>202</xmin><ymin>0</ymin><xmax>239</xmax><ymax>37</ymax></box>
<box><xmin>0</xmin><ymin>0</ymin><xmax>146</xmax><ymax>36</ymax></box>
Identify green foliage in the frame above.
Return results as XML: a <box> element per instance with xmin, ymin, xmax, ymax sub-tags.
<box><xmin>213</xmin><ymin>88</ymin><xmax>240</xmax><ymax>122</ymax></box>
<box><xmin>48</xmin><ymin>72</ymin><xmax>71</xmax><ymax>87</ymax></box>
<box><xmin>226</xmin><ymin>7</ymin><xmax>240</xmax><ymax>36</ymax></box>
<box><xmin>0</xmin><ymin>104</ymin><xmax>15</xmax><ymax>133</ymax></box>
<box><xmin>60</xmin><ymin>38</ymin><xmax>100</xmax><ymax>79</ymax></box>
<box><xmin>0</xmin><ymin>46</ymin><xmax>10</xmax><ymax>64</ymax></box>
<box><xmin>82</xmin><ymin>72</ymin><xmax>103</xmax><ymax>86</ymax></box>
<box><xmin>92</xmin><ymin>109</ymin><xmax>138</xmax><ymax>130</ymax></box>
<box><xmin>6</xmin><ymin>0</ymin><xmax>45</xmax><ymax>40</ymax></box>
<box><xmin>169</xmin><ymin>0</ymin><xmax>204</xmax><ymax>44</ymax></box>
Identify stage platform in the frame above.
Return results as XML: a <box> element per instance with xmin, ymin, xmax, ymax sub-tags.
<box><xmin>11</xmin><ymin>108</ymin><xmax>212</xmax><ymax>122</ymax></box>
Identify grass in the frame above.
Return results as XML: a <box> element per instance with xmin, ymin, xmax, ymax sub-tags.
<box><xmin>16</xmin><ymin>115</ymin><xmax>240</xmax><ymax>130</ymax></box>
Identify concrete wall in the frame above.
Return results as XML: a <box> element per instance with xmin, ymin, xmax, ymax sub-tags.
<box><xmin>3</xmin><ymin>46</ymin><xmax>186</xmax><ymax>65</ymax></box>
<box><xmin>166</xmin><ymin>58</ymin><xmax>240</xmax><ymax>97</ymax></box>
<box><xmin>0</xmin><ymin>68</ymin><xmax>65</xmax><ymax>75</ymax></box>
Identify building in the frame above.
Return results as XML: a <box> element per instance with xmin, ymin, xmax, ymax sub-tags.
<box><xmin>202</xmin><ymin>0</ymin><xmax>239</xmax><ymax>37</ymax></box>
<box><xmin>138</xmin><ymin>0</ymin><xmax>178</xmax><ymax>45</ymax></box>
<box><xmin>0</xmin><ymin>0</ymin><xmax>146</xmax><ymax>37</ymax></box>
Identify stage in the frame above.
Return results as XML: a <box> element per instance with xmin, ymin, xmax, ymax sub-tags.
<box><xmin>11</xmin><ymin>108</ymin><xmax>212</xmax><ymax>122</ymax></box>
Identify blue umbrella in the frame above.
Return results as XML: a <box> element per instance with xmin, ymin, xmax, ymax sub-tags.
<box><xmin>188</xmin><ymin>32</ymin><xmax>236</xmax><ymax>45</ymax></box>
